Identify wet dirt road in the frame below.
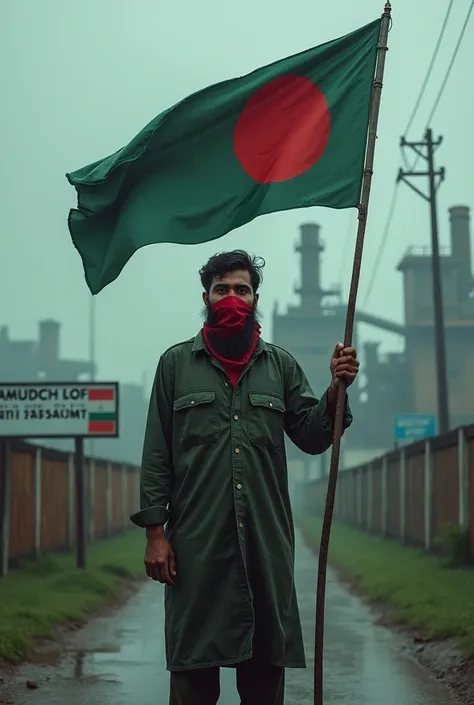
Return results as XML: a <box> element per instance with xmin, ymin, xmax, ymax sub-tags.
<box><xmin>1</xmin><ymin>532</ymin><xmax>456</xmax><ymax>705</ymax></box>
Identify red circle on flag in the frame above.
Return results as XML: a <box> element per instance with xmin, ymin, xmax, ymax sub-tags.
<box><xmin>234</xmin><ymin>74</ymin><xmax>331</xmax><ymax>184</ymax></box>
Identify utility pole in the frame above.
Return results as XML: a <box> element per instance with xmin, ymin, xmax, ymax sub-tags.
<box><xmin>89</xmin><ymin>295</ymin><xmax>96</xmax><ymax>383</ymax></box>
<box><xmin>397</xmin><ymin>128</ymin><xmax>450</xmax><ymax>434</ymax></box>
<box><xmin>89</xmin><ymin>295</ymin><xmax>96</xmax><ymax>458</ymax></box>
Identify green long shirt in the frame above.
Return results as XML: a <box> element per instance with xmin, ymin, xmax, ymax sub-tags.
<box><xmin>130</xmin><ymin>331</ymin><xmax>352</xmax><ymax>672</ymax></box>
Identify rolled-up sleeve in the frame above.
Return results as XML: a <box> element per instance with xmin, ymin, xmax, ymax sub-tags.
<box><xmin>284</xmin><ymin>356</ymin><xmax>353</xmax><ymax>455</ymax></box>
<box><xmin>130</xmin><ymin>354</ymin><xmax>174</xmax><ymax>528</ymax></box>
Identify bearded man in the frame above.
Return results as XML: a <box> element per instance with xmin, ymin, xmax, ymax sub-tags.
<box><xmin>130</xmin><ymin>249</ymin><xmax>359</xmax><ymax>705</ymax></box>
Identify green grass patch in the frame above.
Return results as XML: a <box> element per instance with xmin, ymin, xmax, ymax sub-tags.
<box><xmin>298</xmin><ymin>515</ymin><xmax>474</xmax><ymax>657</ymax></box>
<box><xmin>0</xmin><ymin>530</ymin><xmax>145</xmax><ymax>663</ymax></box>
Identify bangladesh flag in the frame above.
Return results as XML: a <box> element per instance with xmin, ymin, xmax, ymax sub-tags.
<box><xmin>67</xmin><ymin>19</ymin><xmax>381</xmax><ymax>295</ymax></box>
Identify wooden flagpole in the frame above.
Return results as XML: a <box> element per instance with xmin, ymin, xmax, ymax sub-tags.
<box><xmin>313</xmin><ymin>4</ymin><xmax>392</xmax><ymax>704</ymax></box>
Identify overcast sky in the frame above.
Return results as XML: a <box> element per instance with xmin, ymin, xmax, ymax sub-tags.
<box><xmin>2</xmin><ymin>0</ymin><xmax>473</xmax><ymax>390</ymax></box>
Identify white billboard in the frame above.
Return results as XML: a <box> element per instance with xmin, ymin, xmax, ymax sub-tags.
<box><xmin>0</xmin><ymin>382</ymin><xmax>119</xmax><ymax>438</ymax></box>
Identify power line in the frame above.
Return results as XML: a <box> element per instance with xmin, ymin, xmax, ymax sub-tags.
<box><xmin>364</xmin><ymin>2</ymin><xmax>455</xmax><ymax>305</ymax></box>
<box><xmin>361</xmin><ymin>183</ymin><xmax>399</xmax><ymax>309</ymax></box>
<box><xmin>411</xmin><ymin>0</ymin><xmax>474</xmax><ymax>172</ymax></box>
<box><xmin>360</xmin><ymin>2</ymin><xmax>472</xmax><ymax>310</ymax></box>
<box><xmin>424</xmin><ymin>0</ymin><xmax>474</xmax><ymax>129</ymax></box>
<box><xmin>404</xmin><ymin>0</ymin><xmax>454</xmax><ymax>136</ymax></box>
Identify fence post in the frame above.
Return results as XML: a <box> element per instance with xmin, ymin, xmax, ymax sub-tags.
<box><xmin>106</xmin><ymin>462</ymin><xmax>112</xmax><ymax>537</ymax></box>
<box><xmin>351</xmin><ymin>471</ymin><xmax>356</xmax><ymax>526</ymax></box>
<box><xmin>381</xmin><ymin>456</ymin><xmax>388</xmax><ymax>537</ymax></box>
<box><xmin>424</xmin><ymin>439</ymin><xmax>433</xmax><ymax>550</ymax></box>
<box><xmin>458</xmin><ymin>428</ymin><xmax>469</xmax><ymax>531</ymax></box>
<box><xmin>367</xmin><ymin>463</ymin><xmax>373</xmax><ymax>532</ymax></box>
<box><xmin>399</xmin><ymin>448</ymin><xmax>406</xmax><ymax>543</ymax></box>
<box><xmin>0</xmin><ymin>441</ymin><xmax>11</xmax><ymax>578</ymax></box>
<box><xmin>122</xmin><ymin>464</ymin><xmax>128</xmax><ymax>530</ymax></box>
<box><xmin>34</xmin><ymin>447</ymin><xmax>42</xmax><ymax>558</ymax></box>
<box><xmin>67</xmin><ymin>453</ymin><xmax>74</xmax><ymax>550</ymax></box>
<box><xmin>336</xmin><ymin>473</ymin><xmax>342</xmax><ymax>520</ymax></box>
<box><xmin>338</xmin><ymin>474</ymin><xmax>344</xmax><ymax>523</ymax></box>
<box><xmin>356</xmin><ymin>468</ymin><xmax>363</xmax><ymax>528</ymax></box>
<box><xmin>89</xmin><ymin>459</ymin><xmax>95</xmax><ymax>543</ymax></box>
<box><xmin>353</xmin><ymin>470</ymin><xmax>358</xmax><ymax>526</ymax></box>
<box><xmin>135</xmin><ymin>465</ymin><xmax>140</xmax><ymax>519</ymax></box>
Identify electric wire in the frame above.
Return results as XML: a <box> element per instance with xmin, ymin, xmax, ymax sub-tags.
<box><xmin>403</xmin><ymin>0</ymin><xmax>454</xmax><ymax>137</ymax></box>
<box><xmin>363</xmin><ymin>2</ymin><xmax>466</xmax><ymax>307</ymax></box>
<box><xmin>411</xmin><ymin>0</ymin><xmax>474</xmax><ymax>171</ymax></box>
<box><xmin>361</xmin><ymin>183</ymin><xmax>399</xmax><ymax>309</ymax></box>
<box><xmin>424</xmin><ymin>0</ymin><xmax>474</xmax><ymax>129</ymax></box>
<box><xmin>337</xmin><ymin>210</ymin><xmax>357</xmax><ymax>290</ymax></box>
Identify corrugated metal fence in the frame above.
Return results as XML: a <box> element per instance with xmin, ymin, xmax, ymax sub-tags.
<box><xmin>304</xmin><ymin>425</ymin><xmax>474</xmax><ymax>555</ymax></box>
<box><xmin>0</xmin><ymin>440</ymin><xmax>139</xmax><ymax>573</ymax></box>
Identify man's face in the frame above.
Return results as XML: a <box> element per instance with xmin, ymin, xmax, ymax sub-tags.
<box><xmin>203</xmin><ymin>269</ymin><xmax>258</xmax><ymax>308</ymax></box>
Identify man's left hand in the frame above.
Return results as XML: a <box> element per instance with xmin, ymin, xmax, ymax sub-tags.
<box><xmin>330</xmin><ymin>343</ymin><xmax>359</xmax><ymax>388</ymax></box>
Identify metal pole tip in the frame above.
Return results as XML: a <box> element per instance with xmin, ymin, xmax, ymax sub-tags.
<box><xmin>384</xmin><ymin>0</ymin><xmax>392</xmax><ymax>12</ymax></box>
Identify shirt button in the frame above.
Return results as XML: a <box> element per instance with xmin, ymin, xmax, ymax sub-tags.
<box><xmin>236</xmin><ymin>483</ymin><xmax>242</xmax><ymax>490</ymax></box>
<box><xmin>190</xmin><ymin>400</ymin><xmax>195</xmax><ymax>405</ymax></box>
<box><xmin>235</xmin><ymin>448</ymin><xmax>240</xmax><ymax>454</ymax></box>
<box><xmin>234</xmin><ymin>414</ymin><xmax>239</xmax><ymax>420</ymax></box>
<box><xmin>269</xmin><ymin>402</ymin><xmax>273</xmax><ymax>408</ymax></box>
<box><xmin>239</xmin><ymin>522</ymin><xmax>244</xmax><ymax>528</ymax></box>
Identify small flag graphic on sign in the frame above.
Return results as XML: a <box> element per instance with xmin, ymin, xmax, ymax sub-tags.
<box><xmin>88</xmin><ymin>388</ymin><xmax>115</xmax><ymax>401</ymax></box>
<box><xmin>88</xmin><ymin>387</ymin><xmax>116</xmax><ymax>433</ymax></box>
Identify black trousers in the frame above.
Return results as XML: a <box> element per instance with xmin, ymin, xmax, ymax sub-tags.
<box><xmin>169</xmin><ymin>660</ymin><xmax>285</xmax><ymax>705</ymax></box>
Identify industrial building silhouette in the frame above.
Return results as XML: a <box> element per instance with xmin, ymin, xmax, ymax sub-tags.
<box><xmin>273</xmin><ymin>205</ymin><xmax>473</xmax><ymax>474</ymax></box>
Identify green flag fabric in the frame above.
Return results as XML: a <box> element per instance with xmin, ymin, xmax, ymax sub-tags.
<box><xmin>67</xmin><ymin>19</ymin><xmax>380</xmax><ymax>294</ymax></box>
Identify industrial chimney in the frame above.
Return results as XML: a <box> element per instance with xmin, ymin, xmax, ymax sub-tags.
<box><xmin>449</xmin><ymin>205</ymin><xmax>472</xmax><ymax>300</ymax></box>
<box><xmin>294</xmin><ymin>223</ymin><xmax>323</xmax><ymax>312</ymax></box>
<box><xmin>37</xmin><ymin>319</ymin><xmax>60</xmax><ymax>372</ymax></box>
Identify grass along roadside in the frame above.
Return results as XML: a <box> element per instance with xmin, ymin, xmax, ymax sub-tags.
<box><xmin>298</xmin><ymin>514</ymin><xmax>474</xmax><ymax>657</ymax></box>
<box><xmin>0</xmin><ymin>530</ymin><xmax>145</xmax><ymax>663</ymax></box>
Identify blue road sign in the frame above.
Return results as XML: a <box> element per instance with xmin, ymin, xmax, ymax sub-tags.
<box><xmin>393</xmin><ymin>414</ymin><xmax>437</xmax><ymax>442</ymax></box>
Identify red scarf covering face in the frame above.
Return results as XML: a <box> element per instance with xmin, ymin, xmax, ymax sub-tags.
<box><xmin>203</xmin><ymin>296</ymin><xmax>260</xmax><ymax>386</ymax></box>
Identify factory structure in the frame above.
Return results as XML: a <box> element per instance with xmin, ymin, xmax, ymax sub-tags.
<box><xmin>272</xmin><ymin>205</ymin><xmax>474</xmax><ymax>474</ymax></box>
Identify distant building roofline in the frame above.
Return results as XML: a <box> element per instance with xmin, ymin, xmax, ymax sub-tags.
<box><xmin>396</xmin><ymin>245</ymin><xmax>456</xmax><ymax>271</ymax></box>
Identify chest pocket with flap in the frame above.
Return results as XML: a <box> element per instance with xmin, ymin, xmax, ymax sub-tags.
<box><xmin>173</xmin><ymin>390</ymin><xmax>219</xmax><ymax>449</ymax></box>
<box><xmin>247</xmin><ymin>392</ymin><xmax>285</xmax><ymax>450</ymax></box>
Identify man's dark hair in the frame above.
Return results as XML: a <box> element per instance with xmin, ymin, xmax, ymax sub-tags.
<box><xmin>199</xmin><ymin>250</ymin><xmax>265</xmax><ymax>294</ymax></box>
